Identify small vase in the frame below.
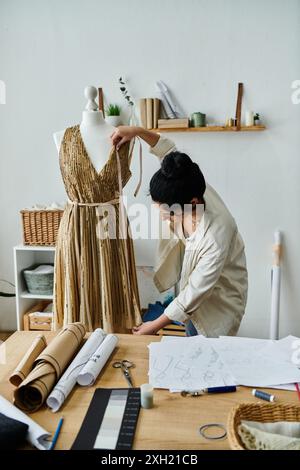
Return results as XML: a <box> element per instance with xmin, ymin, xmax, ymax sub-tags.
<box><xmin>245</xmin><ymin>110</ymin><xmax>254</xmax><ymax>126</ymax></box>
<box><xmin>128</xmin><ymin>105</ymin><xmax>138</xmax><ymax>126</ymax></box>
<box><xmin>105</xmin><ymin>115</ymin><xmax>122</xmax><ymax>127</ymax></box>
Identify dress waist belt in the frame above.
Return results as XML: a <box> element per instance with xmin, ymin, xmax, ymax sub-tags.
<box><xmin>67</xmin><ymin>198</ymin><xmax>120</xmax><ymax>206</ymax></box>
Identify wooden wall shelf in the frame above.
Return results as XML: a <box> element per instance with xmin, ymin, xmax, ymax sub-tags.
<box><xmin>150</xmin><ymin>125</ymin><xmax>266</xmax><ymax>133</ymax></box>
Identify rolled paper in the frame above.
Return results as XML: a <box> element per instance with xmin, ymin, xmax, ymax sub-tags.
<box><xmin>140</xmin><ymin>383</ymin><xmax>154</xmax><ymax>409</ymax></box>
<box><xmin>47</xmin><ymin>328</ymin><xmax>106</xmax><ymax>412</ymax></box>
<box><xmin>77</xmin><ymin>334</ymin><xmax>118</xmax><ymax>386</ymax></box>
<box><xmin>9</xmin><ymin>334</ymin><xmax>47</xmax><ymax>386</ymax></box>
<box><xmin>0</xmin><ymin>395</ymin><xmax>51</xmax><ymax>450</ymax></box>
<box><xmin>14</xmin><ymin>322</ymin><xmax>86</xmax><ymax>412</ymax></box>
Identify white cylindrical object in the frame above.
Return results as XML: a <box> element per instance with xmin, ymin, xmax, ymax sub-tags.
<box><xmin>245</xmin><ymin>110</ymin><xmax>254</xmax><ymax>126</ymax></box>
<box><xmin>77</xmin><ymin>334</ymin><xmax>118</xmax><ymax>386</ymax></box>
<box><xmin>270</xmin><ymin>266</ymin><xmax>281</xmax><ymax>340</ymax></box>
<box><xmin>140</xmin><ymin>383</ymin><xmax>154</xmax><ymax>409</ymax></box>
<box><xmin>274</xmin><ymin>230</ymin><xmax>282</xmax><ymax>245</ymax></box>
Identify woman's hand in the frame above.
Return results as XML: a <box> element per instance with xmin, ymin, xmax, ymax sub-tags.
<box><xmin>132</xmin><ymin>321</ymin><xmax>159</xmax><ymax>336</ymax></box>
<box><xmin>110</xmin><ymin>126</ymin><xmax>140</xmax><ymax>149</ymax></box>
<box><xmin>110</xmin><ymin>126</ymin><xmax>160</xmax><ymax>149</ymax></box>
<box><xmin>132</xmin><ymin>314</ymin><xmax>171</xmax><ymax>335</ymax></box>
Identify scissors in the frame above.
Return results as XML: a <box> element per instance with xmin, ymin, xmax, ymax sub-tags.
<box><xmin>112</xmin><ymin>360</ymin><xmax>135</xmax><ymax>387</ymax></box>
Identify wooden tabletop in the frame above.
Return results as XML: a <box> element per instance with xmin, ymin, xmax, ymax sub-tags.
<box><xmin>0</xmin><ymin>331</ymin><xmax>299</xmax><ymax>450</ymax></box>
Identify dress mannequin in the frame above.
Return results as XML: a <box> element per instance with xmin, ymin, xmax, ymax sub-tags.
<box><xmin>53</xmin><ymin>85</ymin><xmax>141</xmax><ymax>333</ymax></box>
<box><xmin>53</xmin><ymin>86</ymin><xmax>115</xmax><ymax>172</ymax></box>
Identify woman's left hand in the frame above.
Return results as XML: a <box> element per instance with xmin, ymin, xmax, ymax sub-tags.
<box><xmin>132</xmin><ymin>321</ymin><xmax>159</xmax><ymax>335</ymax></box>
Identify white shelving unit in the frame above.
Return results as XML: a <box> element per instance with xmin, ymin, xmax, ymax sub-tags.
<box><xmin>13</xmin><ymin>245</ymin><xmax>55</xmax><ymax>330</ymax></box>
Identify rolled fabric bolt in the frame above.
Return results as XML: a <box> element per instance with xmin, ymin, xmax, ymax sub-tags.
<box><xmin>252</xmin><ymin>389</ymin><xmax>275</xmax><ymax>402</ymax></box>
<box><xmin>141</xmin><ymin>383</ymin><xmax>154</xmax><ymax>409</ymax></box>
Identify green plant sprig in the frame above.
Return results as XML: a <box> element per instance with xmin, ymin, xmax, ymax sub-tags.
<box><xmin>119</xmin><ymin>77</ymin><xmax>134</xmax><ymax>106</ymax></box>
<box><xmin>105</xmin><ymin>103</ymin><xmax>121</xmax><ymax>116</ymax></box>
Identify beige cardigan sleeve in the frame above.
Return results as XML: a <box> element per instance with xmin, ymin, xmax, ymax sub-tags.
<box><xmin>149</xmin><ymin>133</ymin><xmax>177</xmax><ymax>160</ymax></box>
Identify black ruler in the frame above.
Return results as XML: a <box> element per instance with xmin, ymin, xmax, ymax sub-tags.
<box><xmin>71</xmin><ymin>388</ymin><xmax>141</xmax><ymax>450</ymax></box>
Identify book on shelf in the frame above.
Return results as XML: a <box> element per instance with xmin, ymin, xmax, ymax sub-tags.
<box><xmin>158</xmin><ymin>118</ymin><xmax>189</xmax><ymax>129</ymax></box>
<box><xmin>139</xmin><ymin>98</ymin><xmax>161</xmax><ymax>129</ymax></box>
<box><xmin>146</xmin><ymin>98</ymin><xmax>153</xmax><ymax>129</ymax></box>
<box><xmin>153</xmin><ymin>98</ymin><xmax>160</xmax><ymax>129</ymax></box>
<box><xmin>138</xmin><ymin>98</ymin><xmax>147</xmax><ymax>128</ymax></box>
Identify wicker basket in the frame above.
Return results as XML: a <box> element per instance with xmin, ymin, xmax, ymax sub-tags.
<box><xmin>23</xmin><ymin>264</ymin><xmax>54</xmax><ymax>295</ymax></box>
<box><xmin>228</xmin><ymin>402</ymin><xmax>300</xmax><ymax>450</ymax></box>
<box><xmin>20</xmin><ymin>209</ymin><xmax>64</xmax><ymax>246</ymax></box>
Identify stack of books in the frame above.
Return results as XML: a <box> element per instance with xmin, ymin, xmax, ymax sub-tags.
<box><xmin>139</xmin><ymin>98</ymin><xmax>161</xmax><ymax>129</ymax></box>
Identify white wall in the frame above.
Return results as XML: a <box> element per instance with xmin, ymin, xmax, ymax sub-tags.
<box><xmin>0</xmin><ymin>0</ymin><xmax>299</xmax><ymax>336</ymax></box>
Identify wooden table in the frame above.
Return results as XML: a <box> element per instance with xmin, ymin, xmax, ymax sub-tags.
<box><xmin>0</xmin><ymin>331</ymin><xmax>299</xmax><ymax>450</ymax></box>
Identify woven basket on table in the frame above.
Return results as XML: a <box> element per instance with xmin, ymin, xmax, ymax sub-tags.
<box><xmin>20</xmin><ymin>209</ymin><xmax>64</xmax><ymax>246</ymax></box>
<box><xmin>228</xmin><ymin>402</ymin><xmax>300</xmax><ymax>450</ymax></box>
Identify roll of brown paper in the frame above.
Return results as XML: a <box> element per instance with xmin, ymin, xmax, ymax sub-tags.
<box><xmin>9</xmin><ymin>334</ymin><xmax>47</xmax><ymax>387</ymax></box>
<box><xmin>14</xmin><ymin>323</ymin><xmax>85</xmax><ymax>412</ymax></box>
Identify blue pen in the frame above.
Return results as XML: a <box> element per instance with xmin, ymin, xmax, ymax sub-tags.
<box><xmin>49</xmin><ymin>417</ymin><xmax>64</xmax><ymax>450</ymax></box>
<box><xmin>206</xmin><ymin>386</ymin><xmax>237</xmax><ymax>394</ymax></box>
<box><xmin>181</xmin><ymin>386</ymin><xmax>236</xmax><ymax>397</ymax></box>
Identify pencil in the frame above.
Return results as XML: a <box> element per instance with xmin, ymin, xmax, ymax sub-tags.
<box><xmin>49</xmin><ymin>417</ymin><xmax>64</xmax><ymax>450</ymax></box>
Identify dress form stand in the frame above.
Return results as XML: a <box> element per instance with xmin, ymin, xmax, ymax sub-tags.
<box><xmin>53</xmin><ymin>86</ymin><xmax>142</xmax><ymax>332</ymax></box>
<box><xmin>53</xmin><ymin>86</ymin><xmax>115</xmax><ymax>173</ymax></box>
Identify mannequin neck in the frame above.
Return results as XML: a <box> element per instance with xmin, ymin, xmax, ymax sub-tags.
<box><xmin>81</xmin><ymin>110</ymin><xmax>105</xmax><ymax>128</ymax></box>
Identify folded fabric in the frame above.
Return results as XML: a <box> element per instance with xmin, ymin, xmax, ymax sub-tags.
<box><xmin>238</xmin><ymin>420</ymin><xmax>300</xmax><ymax>450</ymax></box>
<box><xmin>9</xmin><ymin>334</ymin><xmax>47</xmax><ymax>387</ymax></box>
<box><xmin>14</xmin><ymin>323</ymin><xmax>85</xmax><ymax>412</ymax></box>
<box><xmin>0</xmin><ymin>412</ymin><xmax>29</xmax><ymax>449</ymax></box>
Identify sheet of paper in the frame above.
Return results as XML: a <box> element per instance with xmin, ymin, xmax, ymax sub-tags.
<box><xmin>77</xmin><ymin>334</ymin><xmax>118</xmax><ymax>386</ymax></box>
<box><xmin>211</xmin><ymin>336</ymin><xmax>300</xmax><ymax>387</ymax></box>
<box><xmin>47</xmin><ymin>328</ymin><xmax>106</xmax><ymax>412</ymax></box>
<box><xmin>155</xmin><ymin>335</ymin><xmax>300</xmax><ymax>390</ymax></box>
<box><xmin>0</xmin><ymin>395</ymin><xmax>51</xmax><ymax>450</ymax></box>
<box><xmin>148</xmin><ymin>336</ymin><xmax>236</xmax><ymax>391</ymax></box>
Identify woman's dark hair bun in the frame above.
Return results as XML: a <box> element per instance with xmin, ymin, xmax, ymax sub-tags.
<box><xmin>161</xmin><ymin>152</ymin><xmax>195</xmax><ymax>179</ymax></box>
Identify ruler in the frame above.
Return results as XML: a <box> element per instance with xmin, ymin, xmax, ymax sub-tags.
<box><xmin>72</xmin><ymin>388</ymin><xmax>141</xmax><ymax>450</ymax></box>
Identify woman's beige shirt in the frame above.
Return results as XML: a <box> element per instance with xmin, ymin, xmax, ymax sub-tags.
<box><xmin>149</xmin><ymin>134</ymin><xmax>248</xmax><ymax>337</ymax></box>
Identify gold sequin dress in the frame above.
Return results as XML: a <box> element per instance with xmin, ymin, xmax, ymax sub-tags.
<box><xmin>54</xmin><ymin>124</ymin><xmax>141</xmax><ymax>333</ymax></box>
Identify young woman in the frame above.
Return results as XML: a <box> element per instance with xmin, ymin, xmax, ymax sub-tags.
<box><xmin>111</xmin><ymin>126</ymin><xmax>248</xmax><ymax>337</ymax></box>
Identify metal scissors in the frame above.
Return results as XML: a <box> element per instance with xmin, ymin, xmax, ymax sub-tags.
<box><xmin>112</xmin><ymin>359</ymin><xmax>135</xmax><ymax>387</ymax></box>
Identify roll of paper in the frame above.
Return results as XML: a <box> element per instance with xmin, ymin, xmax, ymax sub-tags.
<box><xmin>270</xmin><ymin>265</ymin><xmax>281</xmax><ymax>340</ymax></box>
<box><xmin>0</xmin><ymin>395</ymin><xmax>51</xmax><ymax>450</ymax></box>
<box><xmin>270</xmin><ymin>230</ymin><xmax>282</xmax><ymax>340</ymax></box>
<box><xmin>47</xmin><ymin>328</ymin><xmax>106</xmax><ymax>412</ymax></box>
<box><xmin>77</xmin><ymin>334</ymin><xmax>118</xmax><ymax>386</ymax></box>
<box><xmin>14</xmin><ymin>323</ymin><xmax>86</xmax><ymax>412</ymax></box>
<box><xmin>9</xmin><ymin>334</ymin><xmax>47</xmax><ymax>386</ymax></box>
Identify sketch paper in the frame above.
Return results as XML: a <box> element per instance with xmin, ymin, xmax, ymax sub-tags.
<box><xmin>151</xmin><ymin>335</ymin><xmax>300</xmax><ymax>391</ymax></box>
<box><xmin>210</xmin><ymin>336</ymin><xmax>300</xmax><ymax>387</ymax></box>
<box><xmin>148</xmin><ymin>336</ymin><xmax>236</xmax><ymax>391</ymax></box>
